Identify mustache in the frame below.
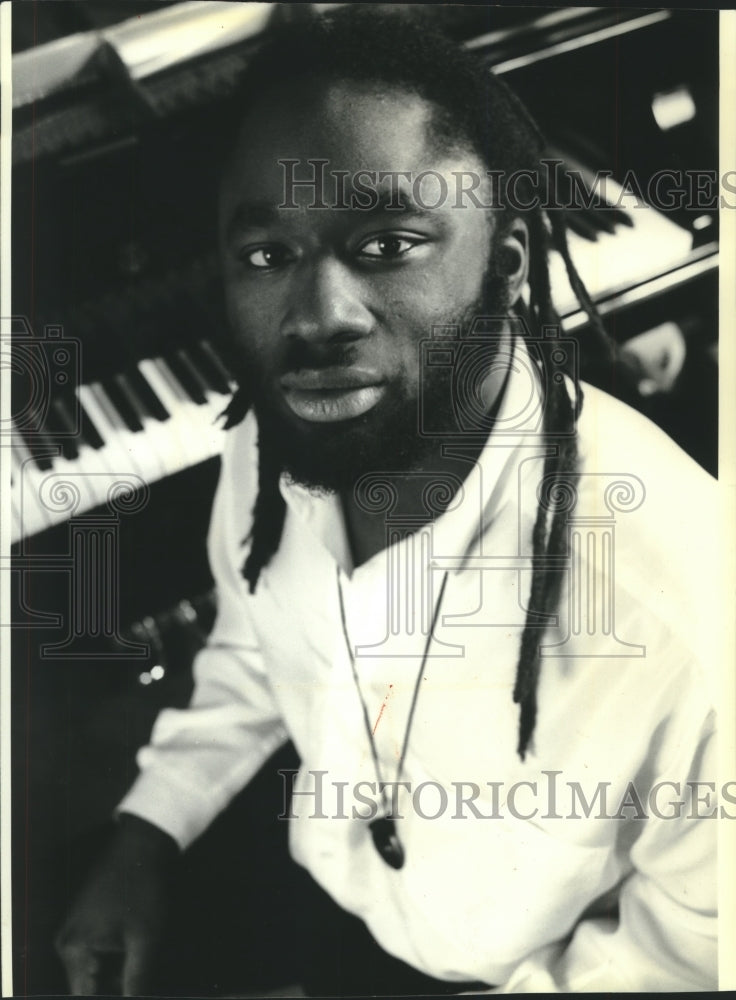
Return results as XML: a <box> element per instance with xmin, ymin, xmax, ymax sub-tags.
<box><xmin>234</xmin><ymin>338</ymin><xmax>363</xmax><ymax>406</ymax></box>
<box><xmin>278</xmin><ymin>338</ymin><xmax>361</xmax><ymax>375</ymax></box>
<box><xmin>279</xmin><ymin>340</ymin><xmax>358</xmax><ymax>375</ymax></box>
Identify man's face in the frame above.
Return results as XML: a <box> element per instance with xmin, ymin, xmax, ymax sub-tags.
<box><xmin>219</xmin><ymin>81</ymin><xmax>509</xmax><ymax>492</ymax></box>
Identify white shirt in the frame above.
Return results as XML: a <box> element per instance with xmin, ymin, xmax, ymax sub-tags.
<box><xmin>120</xmin><ymin>340</ymin><xmax>720</xmax><ymax>991</ymax></box>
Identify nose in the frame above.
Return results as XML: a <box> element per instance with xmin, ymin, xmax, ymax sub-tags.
<box><xmin>280</xmin><ymin>256</ymin><xmax>373</xmax><ymax>344</ymax></box>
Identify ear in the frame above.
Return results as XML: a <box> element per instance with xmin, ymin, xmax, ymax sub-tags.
<box><xmin>497</xmin><ymin>218</ymin><xmax>529</xmax><ymax>307</ymax></box>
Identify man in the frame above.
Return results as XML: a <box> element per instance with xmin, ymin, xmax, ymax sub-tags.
<box><xmin>56</xmin><ymin>8</ymin><xmax>719</xmax><ymax>994</ymax></box>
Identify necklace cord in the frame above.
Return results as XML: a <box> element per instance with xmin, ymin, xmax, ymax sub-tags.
<box><xmin>396</xmin><ymin>569</ymin><xmax>449</xmax><ymax>781</ymax></box>
<box><xmin>336</xmin><ymin>567</ymin><xmax>450</xmax><ymax>814</ymax></box>
<box><xmin>337</xmin><ymin>569</ymin><xmax>387</xmax><ymax>790</ymax></box>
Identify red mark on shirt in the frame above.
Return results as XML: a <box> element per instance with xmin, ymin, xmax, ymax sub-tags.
<box><xmin>373</xmin><ymin>684</ymin><xmax>394</xmax><ymax>735</ymax></box>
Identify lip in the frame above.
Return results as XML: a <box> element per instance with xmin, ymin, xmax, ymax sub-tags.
<box><xmin>280</xmin><ymin>367</ymin><xmax>383</xmax><ymax>391</ymax></box>
<box><xmin>280</xmin><ymin>369</ymin><xmax>386</xmax><ymax>423</ymax></box>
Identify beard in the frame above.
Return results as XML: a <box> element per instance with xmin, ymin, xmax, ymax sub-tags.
<box><xmin>241</xmin><ymin>270</ymin><xmax>512</xmax><ymax>495</ymax></box>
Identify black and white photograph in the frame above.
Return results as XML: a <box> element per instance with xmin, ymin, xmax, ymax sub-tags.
<box><xmin>1</xmin><ymin>2</ymin><xmax>734</xmax><ymax>996</ymax></box>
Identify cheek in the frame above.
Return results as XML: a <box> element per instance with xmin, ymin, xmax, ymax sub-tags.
<box><xmin>449</xmin><ymin>230</ymin><xmax>494</xmax><ymax>301</ymax></box>
<box><xmin>406</xmin><ymin>236</ymin><xmax>491</xmax><ymax>318</ymax></box>
<box><xmin>224</xmin><ymin>280</ymin><xmax>277</xmax><ymax>350</ymax></box>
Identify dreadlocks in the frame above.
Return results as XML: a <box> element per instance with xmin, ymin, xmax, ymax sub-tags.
<box><xmin>219</xmin><ymin>6</ymin><xmax>619</xmax><ymax>761</ymax></box>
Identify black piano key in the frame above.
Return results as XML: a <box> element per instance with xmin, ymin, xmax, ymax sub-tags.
<box><xmin>190</xmin><ymin>342</ymin><xmax>231</xmax><ymax>395</ymax></box>
<box><xmin>166</xmin><ymin>351</ymin><xmax>208</xmax><ymax>405</ymax></box>
<box><xmin>127</xmin><ymin>366</ymin><xmax>170</xmax><ymax>422</ymax></box>
<box><xmin>78</xmin><ymin>402</ymin><xmax>106</xmax><ymax>450</ymax></box>
<box><xmin>115</xmin><ymin>371</ymin><xmax>157</xmax><ymax>425</ymax></box>
<box><xmin>46</xmin><ymin>398</ymin><xmax>79</xmax><ymax>460</ymax></box>
<box><xmin>177</xmin><ymin>348</ymin><xmax>213</xmax><ymax>398</ymax></box>
<box><xmin>198</xmin><ymin>341</ymin><xmax>234</xmax><ymax>395</ymax></box>
<box><xmin>106</xmin><ymin>376</ymin><xmax>144</xmax><ymax>432</ymax></box>
<box><xmin>18</xmin><ymin>420</ymin><xmax>56</xmax><ymax>471</ymax></box>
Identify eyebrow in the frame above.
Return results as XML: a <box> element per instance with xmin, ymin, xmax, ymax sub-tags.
<box><xmin>361</xmin><ymin>188</ymin><xmax>436</xmax><ymax>218</ymax></box>
<box><xmin>225</xmin><ymin>185</ymin><xmax>443</xmax><ymax>240</ymax></box>
<box><xmin>225</xmin><ymin>200</ymin><xmax>282</xmax><ymax>237</ymax></box>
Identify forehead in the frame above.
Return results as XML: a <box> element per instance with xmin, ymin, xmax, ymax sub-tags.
<box><xmin>220</xmin><ymin>80</ymin><xmax>485</xmax><ymax>210</ymax></box>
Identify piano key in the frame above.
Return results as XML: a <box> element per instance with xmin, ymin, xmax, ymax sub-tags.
<box><xmin>137</xmin><ymin>363</ymin><xmax>206</xmax><ymax>478</ymax></box>
<box><xmin>118</xmin><ymin>368</ymin><xmax>159</xmax><ymax>423</ymax></box>
<box><xmin>78</xmin><ymin>401</ymin><xmax>106</xmax><ymax>450</ymax></box>
<box><xmin>89</xmin><ymin>381</ymin><xmax>131</xmax><ymax>436</ymax></box>
<box><xmin>199</xmin><ymin>339</ymin><xmax>235</xmax><ymax>395</ymax></box>
<box><xmin>162</xmin><ymin>355</ymin><xmax>233</xmax><ymax>426</ymax></box>
<box><xmin>11</xmin><ymin>433</ymin><xmax>34</xmax><ymax>473</ymax></box>
<box><xmin>137</xmin><ymin>357</ymin><xmax>185</xmax><ymax>415</ymax></box>
<box><xmin>55</xmin><ymin>394</ymin><xmax>83</xmax><ymax>436</ymax></box>
<box><xmin>77</xmin><ymin>382</ymin><xmax>163</xmax><ymax>485</ymax></box>
<box><xmin>46</xmin><ymin>440</ymin><xmax>108</xmax><ymax>520</ymax></box>
<box><xmin>46</xmin><ymin>398</ymin><xmax>80</xmax><ymax>460</ymax></box>
<box><xmin>105</xmin><ymin>375</ymin><xmax>145</xmax><ymax>433</ymax></box>
<box><xmin>97</xmin><ymin>379</ymin><xmax>167</xmax><ymax>472</ymax></box>
<box><xmin>139</xmin><ymin>357</ymin><xmax>226</xmax><ymax>470</ymax></box>
<box><xmin>138</xmin><ymin>357</ymin><xmax>209</xmax><ymax>453</ymax></box>
<box><xmin>13</xmin><ymin>417</ymin><xmax>102</xmax><ymax>537</ymax></box>
<box><xmin>154</xmin><ymin>356</ymin><xmax>194</xmax><ymax>405</ymax></box>
<box><xmin>188</xmin><ymin>340</ymin><xmax>233</xmax><ymax>397</ymax></box>
<box><xmin>11</xmin><ymin>437</ymin><xmax>54</xmax><ymax>538</ymax></box>
<box><xmin>9</xmin><ymin>435</ymin><xmax>53</xmax><ymax>539</ymax></box>
<box><xmin>127</xmin><ymin>365</ymin><xmax>170</xmax><ymax>422</ymax></box>
<box><xmin>106</xmin><ymin>373</ymin><xmax>185</xmax><ymax>480</ymax></box>
<box><xmin>167</xmin><ymin>350</ymin><xmax>208</xmax><ymax>406</ymax></box>
<box><xmin>17</xmin><ymin>418</ymin><xmax>57</xmax><ymax>471</ymax></box>
<box><xmin>177</xmin><ymin>347</ymin><xmax>215</xmax><ymax>396</ymax></box>
<box><xmin>75</xmin><ymin>385</ymin><xmax>133</xmax><ymax>482</ymax></box>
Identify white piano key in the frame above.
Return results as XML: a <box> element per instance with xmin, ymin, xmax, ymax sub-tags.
<box><xmin>112</xmin><ymin>371</ymin><xmax>180</xmax><ymax>474</ymax></box>
<box><xmin>11</xmin><ymin>432</ymin><xmax>56</xmax><ymax>539</ymax></box>
<box><xmin>157</xmin><ymin>354</ymin><xmax>228</xmax><ymax>460</ymax></box>
<box><xmin>80</xmin><ymin>379</ymin><xmax>173</xmax><ymax>484</ymax></box>
<box><xmin>88</xmin><ymin>380</ymin><xmax>165</xmax><ymax>485</ymax></box>
<box><xmin>134</xmin><ymin>359</ymin><xmax>196</xmax><ymax>477</ymax></box>
<box><xmin>138</xmin><ymin>357</ymin><xmax>224</xmax><ymax>470</ymax></box>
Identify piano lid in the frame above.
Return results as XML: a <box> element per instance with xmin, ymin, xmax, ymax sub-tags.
<box><xmin>11</xmin><ymin>4</ymin><xmax>671</xmax><ymax>165</ymax></box>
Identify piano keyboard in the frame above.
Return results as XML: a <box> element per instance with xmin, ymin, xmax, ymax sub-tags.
<box><xmin>10</xmin><ymin>339</ymin><xmax>235</xmax><ymax>544</ymax></box>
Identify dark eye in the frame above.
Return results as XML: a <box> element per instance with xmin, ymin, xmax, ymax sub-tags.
<box><xmin>359</xmin><ymin>235</ymin><xmax>423</xmax><ymax>259</ymax></box>
<box><xmin>241</xmin><ymin>246</ymin><xmax>292</xmax><ymax>270</ymax></box>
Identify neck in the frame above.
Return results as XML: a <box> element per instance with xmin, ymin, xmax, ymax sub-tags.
<box><xmin>341</xmin><ymin>327</ymin><xmax>513</xmax><ymax>567</ymax></box>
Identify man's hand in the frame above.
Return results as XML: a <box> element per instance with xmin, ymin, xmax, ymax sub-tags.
<box><xmin>55</xmin><ymin>813</ymin><xmax>180</xmax><ymax>996</ymax></box>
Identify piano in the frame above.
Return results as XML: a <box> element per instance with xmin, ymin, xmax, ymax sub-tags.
<box><xmin>9</xmin><ymin>314</ymin><xmax>234</xmax><ymax>543</ymax></box>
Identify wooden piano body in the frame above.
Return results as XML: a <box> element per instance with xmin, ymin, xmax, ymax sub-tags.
<box><xmin>5</xmin><ymin>4</ymin><xmax>720</xmax><ymax>994</ymax></box>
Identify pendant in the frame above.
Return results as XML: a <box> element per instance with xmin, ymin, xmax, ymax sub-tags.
<box><xmin>369</xmin><ymin>816</ymin><xmax>405</xmax><ymax>870</ymax></box>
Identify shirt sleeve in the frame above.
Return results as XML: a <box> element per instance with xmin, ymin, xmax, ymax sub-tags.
<box><xmin>495</xmin><ymin>702</ymin><xmax>719</xmax><ymax>992</ymax></box>
<box><xmin>117</xmin><ymin>416</ymin><xmax>289</xmax><ymax>849</ymax></box>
